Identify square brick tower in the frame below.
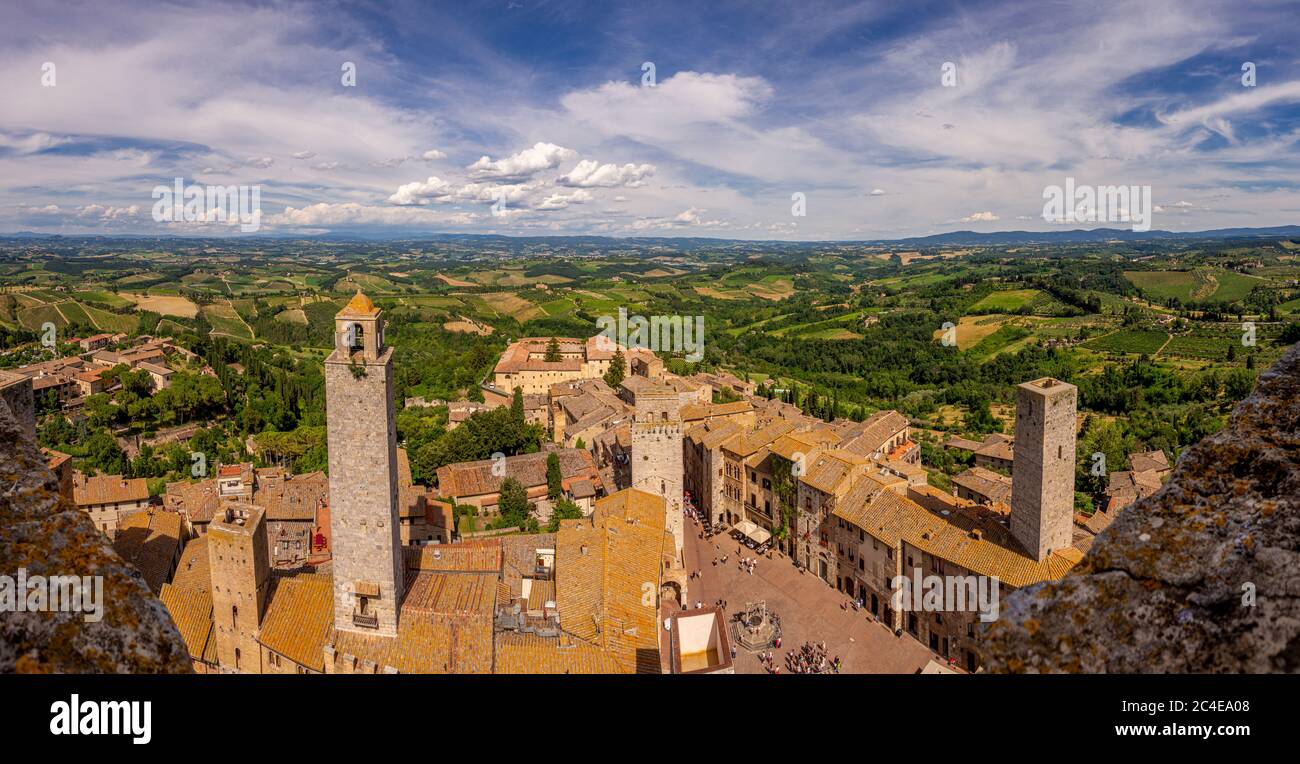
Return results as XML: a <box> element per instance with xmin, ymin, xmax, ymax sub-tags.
<box><xmin>326</xmin><ymin>292</ymin><xmax>403</xmax><ymax>637</ymax></box>
<box><xmin>1010</xmin><ymin>377</ymin><xmax>1077</xmax><ymax>561</ymax></box>
<box><xmin>631</xmin><ymin>385</ymin><xmax>685</xmax><ymax>561</ymax></box>
<box><xmin>208</xmin><ymin>503</ymin><xmax>270</xmax><ymax>673</ymax></box>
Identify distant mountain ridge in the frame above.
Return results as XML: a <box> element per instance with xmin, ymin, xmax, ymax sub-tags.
<box><xmin>2</xmin><ymin>225</ymin><xmax>1298</xmax><ymax>247</ymax></box>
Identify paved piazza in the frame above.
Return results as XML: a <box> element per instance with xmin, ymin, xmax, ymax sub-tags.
<box><xmin>677</xmin><ymin>514</ymin><xmax>934</xmax><ymax>674</ymax></box>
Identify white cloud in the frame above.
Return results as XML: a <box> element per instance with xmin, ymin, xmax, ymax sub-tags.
<box><xmin>421</xmin><ymin>149</ymin><xmax>447</xmax><ymax>161</ymax></box>
<box><xmin>556</xmin><ymin>160</ymin><xmax>655</xmax><ymax>188</ymax></box>
<box><xmin>77</xmin><ymin>204</ymin><xmax>140</xmax><ymax>220</ymax></box>
<box><xmin>244</xmin><ymin>156</ymin><xmax>275</xmax><ymax>169</ymax></box>
<box><xmin>388</xmin><ymin>176</ymin><xmax>454</xmax><ymax>205</ymax></box>
<box><xmin>467</xmin><ymin>142</ymin><xmax>575</xmax><ymax>180</ymax></box>
<box><xmin>535</xmin><ymin>189</ymin><xmax>593</xmax><ymax>210</ymax></box>
<box><xmin>292</xmin><ymin>150</ymin><xmax>316</xmax><ymax>159</ymax></box>
<box><xmin>959</xmin><ymin>211</ymin><xmax>999</xmax><ymax>222</ymax></box>
<box><xmin>269</xmin><ymin>202</ymin><xmax>478</xmax><ymax>227</ymax></box>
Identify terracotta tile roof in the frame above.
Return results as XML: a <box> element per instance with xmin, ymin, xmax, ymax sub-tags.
<box><xmin>259</xmin><ymin>572</ymin><xmax>334</xmax><ymax>670</ymax></box>
<box><xmin>686</xmin><ymin>418</ymin><xmax>743</xmax><ymax>449</ymax></box>
<box><xmin>402</xmin><ymin>570</ymin><xmax>498</xmax><ymax>615</ymax></box>
<box><xmin>720</xmin><ymin>421</ymin><xmax>797</xmax><ymax>458</ymax></box>
<box><xmin>1081</xmin><ymin>509</ymin><xmax>1116</xmax><ymax>535</ymax></box>
<box><xmin>339</xmin><ymin>291</ymin><xmax>379</xmax><ymax>316</ymax></box>
<box><xmin>164</xmin><ymin>479</ymin><xmax>219</xmax><ymax>524</ymax></box>
<box><xmin>493</xmin><ymin>336</ymin><xmax>591</xmax><ymax>373</ymax></box>
<box><xmin>680</xmin><ymin>400</ymin><xmax>753</xmax><ymax>421</ymax></box>
<box><xmin>255</xmin><ymin>470</ymin><xmax>327</xmax><ymax>522</ymax></box>
<box><xmin>111</xmin><ymin>510</ymin><xmax>182</xmax><ymax>593</ymax></box>
<box><xmin>42</xmin><ymin>448</ymin><xmax>71</xmax><ymax>470</ymax></box>
<box><xmin>800</xmin><ymin>449</ymin><xmax>869</xmax><ymax>495</ymax></box>
<box><xmin>404</xmin><ymin>539</ymin><xmax>503</xmax><ymax>573</ymax></box>
<box><xmin>329</xmin><ymin>602</ymin><xmax>495</xmax><ymax>674</ymax></box>
<box><xmin>170</xmin><ymin>536</ymin><xmax>211</xmax><ymax>593</ymax></box>
<box><xmin>951</xmin><ymin>466</ymin><xmax>1013</xmax><ymax>504</ymax></box>
<box><xmin>1107</xmin><ymin>469</ymin><xmax>1164</xmax><ymax>496</ymax></box>
<box><xmin>840</xmin><ymin>410</ymin><xmax>909</xmax><ymax>456</ymax></box>
<box><xmin>526</xmin><ymin>578</ymin><xmax>556</xmax><ymax>610</ymax></box>
<box><xmin>568</xmin><ymin>478</ymin><xmax>597</xmax><ymax>499</ymax></box>
<box><xmin>974</xmin><ymin>437</ymin><xmax>1015</xmax><ymax>462</ymax></box>
<box><xmin>494</xmin><ymin>631</ymin><xmax>625</xmax><ymax>674</ymax></box>
<box><xmin>75</xmin><ymin>474</ymin><xmax>148</xmax><ymax>507</ymax></box>
<box><xmin>554</xmin><ymin>488</ymin><xmax>666</xmax><ymax>673</ymax></box>
<box><xmin>500</xmin><ymin>533</ymin><xmax>556</xmax><ymax>592</ymax></box>
<box><xmin>1128</xmin><ymin>450</ymin><xmax>1170</xmax><ymax>473</ymax></box>
<box><xmin>159</xmin><ymin>583</ymin><xmax>213</xmax><ymax>666</ymax></box>
<box><xmin>833</xmin><ymin>486</ymin><xmax>1078</xmax><ymax>588</ymax></box>
<box><xmin>436</xmin><ymin>448</ymin><xmax>597</xmax><ymax>498</ymax></box>
<box><xmin>769</xmin><ymin>430</ymin><xmax>835</xmax><ymax>461</ymax></box>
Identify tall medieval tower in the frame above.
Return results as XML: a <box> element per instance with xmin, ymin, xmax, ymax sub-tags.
<box><xmin>1010</xmin><ymin>377</ymin><xmax>1077</xmax><ymax>561</ymax></box>
<box><xmin>326</xmin><ymin>292</ymin><xmax>404</xmax><ymax>637</ymax></box>
<box><xmin>631</xmin><ymin>384</ymin><xmax>685</xmax><ymax>564</ymax></box>
<box><xmin>209</xmin><ymin>503</ymin><xmax>270</xmax><ymax>673</ymax></box>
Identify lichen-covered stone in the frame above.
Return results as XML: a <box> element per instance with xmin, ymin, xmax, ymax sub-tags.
<box><xmin>0</xmin><ymin>397</ymin><xmax>192</xmax><ymax>673</ymax></box>
<box><xmin>982</xmin><ymin>343</ymin><xmax>1300</xmax><ymax>673</ymax></box>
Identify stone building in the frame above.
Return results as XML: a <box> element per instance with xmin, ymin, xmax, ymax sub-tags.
<box><xmin>1009</xmin><ymin>378</ymin><xmax>1077</xmax><ymax>561</ymax></box>
<box><xmin>491</xmin><ymin>336</ymin><xmax>649</xmax><ymax>395</ymax></box>
<box><xmin>436</xmin><ymin>448</ymin><xmax>603</xmax><ymax>520</ymax></box>
<box><xmin>325</xmin><ymin>292</ymin><xmax>404</xmax><ymax>637</ymax></box>
<box><xmin>951</xmin><ymin>466</ymin><xmax>1013</xmax><ymax>506</ymax></box>
<box><xmin>830</xmin><ymin>485</ymin><xmax>1079</xmax><ymax>672</ymax></box>
<box><xmin>683</xmin><ymin>418</ymin><xmax>744</xmax><ymax>525</ymax></box>
<box><xmin>255</xmin><ymin>468</ymin><xmax>329</xmax><ymax>569</ymax></box>
<box><xmin>74</xmin><ymin>473</ymin><xmax>151</xmax><ymax>538</ymax></box>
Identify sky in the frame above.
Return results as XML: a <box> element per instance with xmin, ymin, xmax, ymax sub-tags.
<box><xmin>2</xmin><ymin>0</ymin><xmax>1300</xmax><ymax>240</ymax></box>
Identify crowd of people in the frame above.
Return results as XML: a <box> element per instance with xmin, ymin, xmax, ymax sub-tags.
<box><xmin>784</xmin><ymin>641</ymin><xmax>841</xmax><ymax>674</ymax></box>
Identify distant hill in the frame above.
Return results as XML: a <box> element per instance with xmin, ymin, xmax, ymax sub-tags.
<box><xmin>872</xmin><ymin>226</ymin><xmax>1300</xmax><ymax>246</ymax></box>
<box><xmin>2</xmin><ymin>225</ymin><xmax>1298</xmax><ymax>248</ymax></box>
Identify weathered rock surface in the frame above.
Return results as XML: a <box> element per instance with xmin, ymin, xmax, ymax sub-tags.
<box><xmin>983</xmin><ymin>343</ymin><xmax>1300</xmax><ymax>672</ymax></box>
<box><xmin>0</xmin><ymin>397</ymin><xmax>192</xmax><ymax>673</ymax></box>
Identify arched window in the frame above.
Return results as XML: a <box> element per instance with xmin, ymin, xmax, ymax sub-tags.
<box><xmin>350</xmin><ymin>323</ymin><xmax>364</xmax><ymax>351</ymax></box>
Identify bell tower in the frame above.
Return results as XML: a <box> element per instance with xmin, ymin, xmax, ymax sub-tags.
<box><xmin>325</xmin><ymin>292</ymin><xmax>403</xmax><ymax>637</ymax></box>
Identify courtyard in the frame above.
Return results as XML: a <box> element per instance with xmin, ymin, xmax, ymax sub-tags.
<box><xmin>675</xmin><ymin>514</ymin><xmax>935</xmax><ymax>674</ymax></box>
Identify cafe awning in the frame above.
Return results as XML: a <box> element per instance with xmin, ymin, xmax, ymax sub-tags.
<box><xmin>733</xmin><ymin>520</ymin><xmax>771</xmax><ymax>545</ymax></box>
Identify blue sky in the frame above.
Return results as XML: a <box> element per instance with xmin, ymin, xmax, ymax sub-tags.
<box><xmin>2</xmin><ymin>0</ymin><xmax>1299</xmax><ymax>239</ymax></box>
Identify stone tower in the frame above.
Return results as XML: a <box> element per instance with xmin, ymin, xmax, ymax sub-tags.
<box><xmin>208</xmin><ymin>503</ymin><xmax>270</xmax><ymax>673</ymax></box>
<box><xmin>631</xmin><ymin>384</ymin><xmax>685</xmax><ymax>563</ymax></box>
<box><xmin>1010</xmin><ymin>377</ymin><xmax>1077</xmax><ymax>561</ymax></box>
<box><xmin>326</xmin><ymin>292</ymin><xmax>404</xmax><ymax>637</ymax></box>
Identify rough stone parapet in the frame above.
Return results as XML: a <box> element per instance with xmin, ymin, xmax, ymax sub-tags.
<box><xmin>983</xmin><ymin>343</ymin><xmax>1300</xmax><ymax>673</ymax></box>
<box><xmin>0</xmin><ymin>397</ymin><xmax>192</xmax><ymax>673</ymax></box>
